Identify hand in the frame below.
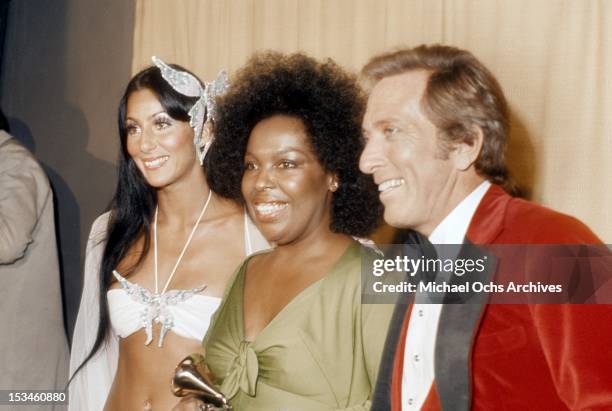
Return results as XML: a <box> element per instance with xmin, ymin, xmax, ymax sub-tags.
<box><xmin>171</xmin><ymin>396</ymin><xmax>209</xmax><ymax>411</ymax></box>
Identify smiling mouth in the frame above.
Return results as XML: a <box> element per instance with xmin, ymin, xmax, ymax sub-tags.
<box><xmin>253</xmin><ymin>202</ymin><xmax>288</xmax><ymax>219</ymax></box>
<box><xmin>378</xmin><ymin>178</ymin><xmax>405</xmax><ymax>193</ymax></box>
<box><xmin>143</xmin><ymin>156</ymin><xmax>169</xmax><ymax>169</ymax></box>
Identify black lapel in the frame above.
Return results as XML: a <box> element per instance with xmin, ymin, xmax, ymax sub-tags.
<box><xmin>434</xmin><ymin>241</ymin><xmax>496</xmax><ymax>411</ymax></box>
<box><xmin>371</xmin><ymin>235</ymin><xmax>424</xmax><ymax>411</ymax></box>
<box><xmin>371</xmin><ymin>294</ymin><xmax>414</xmax><ymax>411</ymax></box>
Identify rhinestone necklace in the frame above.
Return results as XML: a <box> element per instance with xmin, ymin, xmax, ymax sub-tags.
<box><xmin>113</xmin><ymin>190</ymin><xmax>213</xmax><ymax>347</ymax></box>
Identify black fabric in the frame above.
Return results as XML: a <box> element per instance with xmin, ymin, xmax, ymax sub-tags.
<box><xmin>371</xmin><ymin>230</ymin><xmax>430</xmax><ymax>411</ymax></box>
<box><xmin>371</xmin><ymin>298</ymin><xmax>410</xmax><ymax>411</ymax></box>
<box><xmin>433</xmin><ymin>241</ymin><xmax>495</xmax><ymax>411</ymax></box>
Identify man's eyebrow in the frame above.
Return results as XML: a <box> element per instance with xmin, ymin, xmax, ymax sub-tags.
<box><xmin>373</xmin><ymin>117</ymin><xmax>404</xmax><ymax>127</ymax></box>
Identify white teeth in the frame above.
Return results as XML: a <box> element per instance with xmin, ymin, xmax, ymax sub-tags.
<box><xmin>254</xmin><ymin>202</ymin><xmax>288</xmax><ymax>215</ymax></box>
<box><xmin>378</xmin><ymin>178</ymin><xmax>405</xmax><ymax>192</ymax></box>
<box><xmin>144</xmin><ymin>156</ymin><xmax>169</xmax><ymax>168</ymax></box>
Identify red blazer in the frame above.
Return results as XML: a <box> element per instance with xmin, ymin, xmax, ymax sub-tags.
<box><xmin>371</xmin><ymin>184</ymin><xmax>612</xmax><ymax>411</ymax></box>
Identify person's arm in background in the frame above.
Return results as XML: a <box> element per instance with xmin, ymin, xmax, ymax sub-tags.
<box><xmin>0</xmin><ymin>135</ymin><xmax>49</xmax><ymax>264</ymax></box>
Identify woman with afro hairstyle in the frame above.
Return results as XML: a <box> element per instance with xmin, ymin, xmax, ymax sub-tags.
<box><xmin>176</xmin><ymin>52</ymin><xmax>394</xmax><ymax>411</ymax></box>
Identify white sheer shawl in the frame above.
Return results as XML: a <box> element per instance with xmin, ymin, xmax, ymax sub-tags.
<box><xmin>68</xmin><ymin>211</ymin><xmax>269</xmax><ymax>411</ymax></box>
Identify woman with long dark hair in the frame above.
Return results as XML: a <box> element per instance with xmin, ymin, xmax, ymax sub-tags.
<box><xmin>68</xmin><ymin>58</ymin><xmax>268</xmax><ymax>411</ymax></box>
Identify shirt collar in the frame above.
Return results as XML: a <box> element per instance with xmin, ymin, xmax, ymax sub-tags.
<box><xmin>429</xmin><ymin>180</ymin><xmax>491</xmax><ymax>245</ymax></box>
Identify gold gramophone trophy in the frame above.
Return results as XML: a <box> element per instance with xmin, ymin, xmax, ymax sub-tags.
<box><xmin>171</xmin><ymin>354</ymin><xmax>233</xmax><ymax>411</ymax></box>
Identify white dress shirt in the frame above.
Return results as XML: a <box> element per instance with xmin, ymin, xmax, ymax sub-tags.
<box><xmin>401</xmin><ymin>180</ymin><xmax>491</xmax><ymax>410</ymax></box>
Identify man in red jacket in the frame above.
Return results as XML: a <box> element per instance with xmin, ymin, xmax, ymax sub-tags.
<box><xmin>360</xmin><ymin>44</ymin><xmax>612</xmax><ymax>410</ymax></box>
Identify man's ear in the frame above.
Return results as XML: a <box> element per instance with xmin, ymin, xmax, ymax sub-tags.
<box><xmin>452</xmin><ymin>126</ymin><xmax>484</xmax><ymax>171</ymax></box>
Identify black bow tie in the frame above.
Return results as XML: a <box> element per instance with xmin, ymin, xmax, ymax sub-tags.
<box><xmin>396</xmin><ymin>229</ymin><xmax>439</xmax><ymax>284</ymax></box>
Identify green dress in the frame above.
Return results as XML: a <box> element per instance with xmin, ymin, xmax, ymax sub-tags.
<box><xmin>203</xmin><ymin>242</ymin><xmax>394</xmax><ymax>411</ymax></box>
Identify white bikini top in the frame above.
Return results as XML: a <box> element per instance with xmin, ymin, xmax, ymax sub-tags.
<box><xmin>107</xmin><ymin>211</ymin><xmax>267</xmax><ymax>347</ymax></box>
<box><xmin>107</xmin><ymin>272</ymin><xmax>221</xmax><ymax>346</ymax></box>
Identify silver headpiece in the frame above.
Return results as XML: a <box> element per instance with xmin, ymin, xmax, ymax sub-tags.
<box><xmin>152</xmin><ymin>56</ymin><xmax>229</xmax><ymax>164</ymax></box>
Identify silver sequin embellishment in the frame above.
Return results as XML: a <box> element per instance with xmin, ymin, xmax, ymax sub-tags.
<box><xmin>112</xmin><ymin>270</ymin><xmax>206</xmax><ymax>347</ymax></box>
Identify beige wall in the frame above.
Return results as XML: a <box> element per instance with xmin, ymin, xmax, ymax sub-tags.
<box><xmin>132</xmin><ymin>0</ymin><xmax>612</xmax><ymax>241</ymax></box>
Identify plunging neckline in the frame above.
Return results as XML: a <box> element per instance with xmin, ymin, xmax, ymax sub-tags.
<box><xmin>239</xmin><ymin>242</ymin><xmax>357</xmax><ymax>343</ymax></box>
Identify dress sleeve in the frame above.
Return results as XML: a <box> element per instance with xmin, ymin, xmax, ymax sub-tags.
<box><xmin>333</xmin><ymin>303</ymin><xmax>392</xmax><ymax>411</ymax></box>
<box><xmin>68</xmin><ymin>213</ymin><xmax>119</xmax><ymax>411</ymax></box>
<box><xmin>0</xmin><ymin>139</ymin><xmax>49</xmax><ymax>263</ymax></box>
<box><xmin>335</xmin><ymin>400</ymin><xmax>372</xmax><ymax>411</ymax></box>
<box><xmin>338</xmin><ymin>248</ymin><xmax>394</xmax><ymax>411</ymax></box>
<box><xmin>360</xmin><ymin>301</ymin><xmax>394</xmax><ymax>410</ymax></box>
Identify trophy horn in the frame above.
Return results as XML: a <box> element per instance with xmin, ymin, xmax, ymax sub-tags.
<box><xmin>172</xmin><ymin>354</ymin><xmax>233</xmax><ymax>410</ymax></box>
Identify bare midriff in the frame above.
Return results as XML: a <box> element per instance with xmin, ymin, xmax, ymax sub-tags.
<box><xmin>102</xmin><ymin>201</ymin><xmax>247</xmax><ymax>410</ymax></box>
<box><xmin>103</xmin><ymin>326</ymin><xmax>202</xmax><ymax>411</ymax></box>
